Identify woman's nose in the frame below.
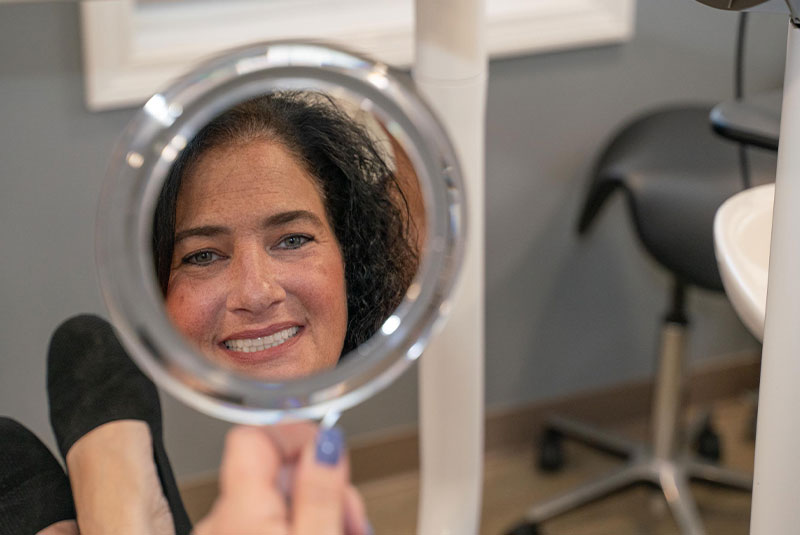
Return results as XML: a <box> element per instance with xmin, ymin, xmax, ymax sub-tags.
<box><xmin>226</xmin><ymin>249</ymin><xmax>286</xmax><ymax>314</ymax></box>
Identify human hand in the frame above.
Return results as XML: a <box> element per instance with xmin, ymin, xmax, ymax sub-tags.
<box><xmin>194</xmin><ymin>422</ymin><xmax>370</xmax><ymax>535</ymax></box>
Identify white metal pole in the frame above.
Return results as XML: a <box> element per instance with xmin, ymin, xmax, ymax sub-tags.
<box><xmin>414</xmin><ymin>1</ymin><xmax>487</xmax><ymax>534</ymax></box>
<box><xmin>750</xmin><ymin>21</ymin><xmax>800</xmax><ymax>535</ymax></box>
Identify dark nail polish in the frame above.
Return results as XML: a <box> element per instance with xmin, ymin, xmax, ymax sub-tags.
<box><xmin>315</xmin><ymin>426</ymin><xmax>344</xmax><ymax>465</ymax></box>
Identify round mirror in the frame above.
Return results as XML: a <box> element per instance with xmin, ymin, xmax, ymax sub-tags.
<box><xmin>96</xmin><ymin>42</ymin><xmax>465</xmax><ymax>424</ymax></box>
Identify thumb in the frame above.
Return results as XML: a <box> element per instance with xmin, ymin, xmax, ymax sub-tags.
<box><xmin>291</xmin><ymin>427</ymin><xmax>348</xmax><ymax>535</ymax></box>
<box><xmin>194</xmin><ymin>426</ymin><xmax>288</xmax><ymax>534</ymax></box>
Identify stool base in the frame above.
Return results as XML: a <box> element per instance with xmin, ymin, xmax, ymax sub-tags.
<box><xmin>522</xmin><ymin>415</ymin><xmax>752</xmax><ymax>535</ymax></box>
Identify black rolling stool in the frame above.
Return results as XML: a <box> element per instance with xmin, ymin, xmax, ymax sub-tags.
<box><xmin>506</xmin><ymin>105</ymin><xmax>776</xmax><ymax>535</ymax></box>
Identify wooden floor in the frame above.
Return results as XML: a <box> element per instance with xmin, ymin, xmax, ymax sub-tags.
<box><xmin>357</xmin><ymin>395</ymin><xmax>756</xmax><ymax>535</ymax></box>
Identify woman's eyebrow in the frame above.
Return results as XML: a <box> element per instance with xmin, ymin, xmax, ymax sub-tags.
<box><xmin>174</xmin><ymin>225</ymin><xmax>229</xmax><ymax>244</ymax></box>
<box><xmin>174</xmin><ymin>211</ymin><xmax>323</xmax><ymax>243</ymax></box>
<box><xmin>262</xmin><ymin>210</ymin><xmax>324</xmax><ymax>228</ymax></box>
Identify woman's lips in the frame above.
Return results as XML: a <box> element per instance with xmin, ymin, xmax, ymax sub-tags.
<box><xmin>223</xmin><ymin>326</ymin><xmax>300</xmax><ymax>352</ymax></box>
<box><xmin>219</xmin><ymin>325</ymin><xmax>303</xmax><ymax>364</ymax></box>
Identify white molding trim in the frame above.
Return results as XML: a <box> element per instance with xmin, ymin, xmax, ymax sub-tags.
<box><xmin>80</xmin><ymin>0</ymin><xmax>635</xmax><ymax>111</ymax></box>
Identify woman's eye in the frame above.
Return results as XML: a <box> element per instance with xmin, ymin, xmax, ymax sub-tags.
<box><xmin>182</xmin><ymin>250</ymin><xmax>222</xmax><ymax>266</ymax></box>
<box><xmin>276</xmin><ymin>235</ymin><xmax>312</xmax><ymax>250</ymax></box>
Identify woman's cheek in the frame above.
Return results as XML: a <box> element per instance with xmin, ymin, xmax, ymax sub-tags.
<box><xmin>292</xmin><ymin>255</ymin><xmax>347</xmax><ymax>340</ymax></box>
<box><xmin>317</xmin><ymin>258</ymin><xmax>348</xmax><ymax>338</ymax></box>
<box><xmin>166</xmin><ymin>278</ymin><xmax>222</xmax><ymax>341</ymax></box>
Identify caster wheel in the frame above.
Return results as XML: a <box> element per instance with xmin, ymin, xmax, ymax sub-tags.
<box><xmin>504</xmin><ymin>521</ymin><xmax>541</xmax><ymax>535</ymax></box>
<box><xmin>695</xmin><ymin>421</ymin><xmax>722</xmax><ymax>462</ymax></box>
<box><xmin>538</xmin><ymin>428</ymin><xmax>564</xmax><ymax>472</ymax></box>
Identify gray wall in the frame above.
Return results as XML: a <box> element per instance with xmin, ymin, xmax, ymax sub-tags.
<box><xmin>0</xmin><ymin>1</ymin><xmax>787</xmax><ymax>478</ymax></box>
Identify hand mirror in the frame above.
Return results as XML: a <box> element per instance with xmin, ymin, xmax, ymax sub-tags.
<box><xmin>96</xmin><ymin>42</ymin><xmax>465</xmax><ymax>424</ymax></box>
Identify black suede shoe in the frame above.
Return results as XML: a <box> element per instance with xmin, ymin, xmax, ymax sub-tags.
<box><xmin>47</xmin><ymin>314</ymin><xmax>192</xmax><ymax>535</ymax></box>
<box><xmin>0</xmin><ymin>417</ymin><xmax>76</xmax><ymax>535</ymax></box>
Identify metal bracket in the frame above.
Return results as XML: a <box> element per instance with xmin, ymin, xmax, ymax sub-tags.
<box><xmin>787</xmin><ymin>0</ymin><xmax>800</xmax><ymax>26</ymax></box>
<box><xmin>696</xmin><ymin>0</ymin><xmax>800</xmax><ymax>21</ymax></box>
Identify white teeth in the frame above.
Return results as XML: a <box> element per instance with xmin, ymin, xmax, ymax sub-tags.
<box><xmin>224</xmin><ymin>326</ymin><xmax>300</xmax><ymax>352</ymax></box>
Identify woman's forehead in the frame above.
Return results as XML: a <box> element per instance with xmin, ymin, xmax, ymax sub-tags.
<box><xmin>175</xmin><ymin>140</ymin><xmax>327</xmax><ymax>228</ymax></box>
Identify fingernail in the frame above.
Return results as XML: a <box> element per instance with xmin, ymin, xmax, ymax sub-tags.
<box><xmin>315</xmin><ymin>426</ymin><xmax>344</xmax><ymax>465</ymax></box>
<box><xmin>365</xmin><ymin>519</ymin><xmax>375</xmax><ymax>535</ymax></box>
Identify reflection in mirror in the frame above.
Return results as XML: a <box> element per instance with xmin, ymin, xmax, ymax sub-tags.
<box><xmin>151</xmin><ymin>91</ymin><xmax>425</xmax><ymax>381</ymax></box>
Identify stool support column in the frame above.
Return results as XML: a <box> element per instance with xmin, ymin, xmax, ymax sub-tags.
<box><xmin>652</xmin><ymin>322</ymin><xmax>688</xmax><ymax>460</ymax></box>
<box><xmin>652</xmin><ymin>282</ymin><xmax>689</xmax><ymax>461</ymax></box>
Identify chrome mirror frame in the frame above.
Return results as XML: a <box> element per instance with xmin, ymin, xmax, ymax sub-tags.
<box><xmin>95</xmin><ymin>41</ymin><xmax>466</xmax><ymax>424</ymax></box>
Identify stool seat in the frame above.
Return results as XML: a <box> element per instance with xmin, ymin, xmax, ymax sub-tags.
<box><xmin>578</xmin><ymin>105</ymin><xmax>776</xmax><ymax>291</ymax></box>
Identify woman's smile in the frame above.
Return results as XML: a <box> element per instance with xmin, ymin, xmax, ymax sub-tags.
<box><xmin>222</xmin><ymin>325</ymin><xmax>301</xmax><ymax>353</ymax></box>
<box><xmin>218</xmin><ymin>325</ymin><xmax>304</xmax><ymax>368</ymax></box>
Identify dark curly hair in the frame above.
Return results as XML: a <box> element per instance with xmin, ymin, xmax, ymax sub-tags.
<box><xmin>152</xmin><ymin>91</ymin><xmax>419</xmax><ymax>356</ymax></box>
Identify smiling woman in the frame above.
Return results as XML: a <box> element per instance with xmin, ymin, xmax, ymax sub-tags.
<box><xmin>164</xmin><ymin>140</ymin><xmax>348</xmax><ymax>380</ymax></box>
<box><xmin>152</xmin><ymin>91</ymin><xmax>420</xmax><ymax>380</ymax></box>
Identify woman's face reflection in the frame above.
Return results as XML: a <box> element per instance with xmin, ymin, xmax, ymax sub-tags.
<box><xmin>153</xmin><ymin>92</ymin><xmax>421</xmax><ymax>382</ymax></box>
<box><xmin>165</xmin><ymin>140</ymin><xmax>348</xmax><ymax>380</ymax></box>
